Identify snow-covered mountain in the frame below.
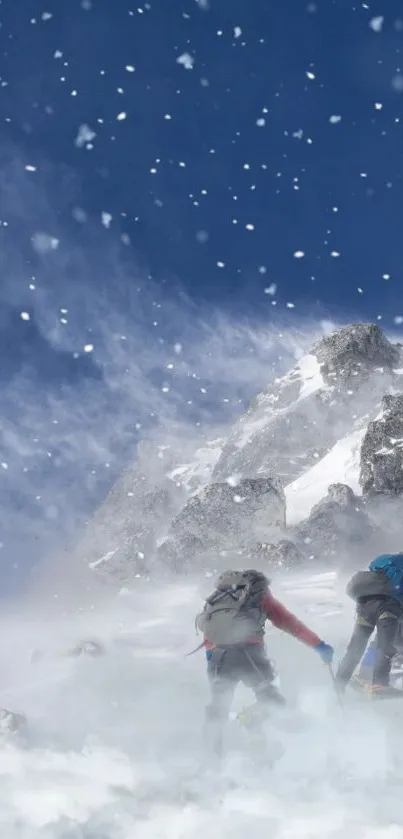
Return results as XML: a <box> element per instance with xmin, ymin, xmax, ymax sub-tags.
<box><xmin>72</xmin><ymin>323</ymin><xmax>403</xmax><ymax>584</ymax></box>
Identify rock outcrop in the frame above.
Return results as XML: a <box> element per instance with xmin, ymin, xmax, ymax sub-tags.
<box><xmin>73</xmin><ymin>440</ymin><xmax>186</xmax><ymax>582</ymax></box>
<box><xmin>247</xmin><ymin>538</ymin><xmax>304</xmax><ymax>571</ymax></box>
<box><xmin>293</xmin><ymin>482</ymin><xmax>378</xmax><ymax>562</ymax></box>
<box><xmin>313</xmin><ymin>323</ymin><xmax>400</xmax><ymax>388</ymax></box>
<box><xmin>158</xmin><ymin>476</ymin><xmax>286</xmax><ymax>570</ymax></box>
<box><xmin>360</xmin><ymin>394</ymin><xmax>403</xmax><ymax>496</ymax></box>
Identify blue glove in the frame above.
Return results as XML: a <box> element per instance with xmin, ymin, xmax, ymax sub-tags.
<box><xmin>315</xmin><ymin>641</ymin><xmax>334</xmax><ymax>665</ymax></box>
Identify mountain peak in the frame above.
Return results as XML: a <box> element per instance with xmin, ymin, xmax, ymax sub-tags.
<box><xmin>69</xmin><ymin>322</ymin><xmax>403</xmax><ymax>584</ymax></box>
<box><xmin>313</xmin><ymin>323</ymin><xmax>400</xmax><ymax>385</ymax></box>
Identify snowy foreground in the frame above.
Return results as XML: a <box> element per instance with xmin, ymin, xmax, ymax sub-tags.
<box><xmin>1</xmin><ymin>572</ymin><xmax>403</xmax><ymax>839</ymax></box>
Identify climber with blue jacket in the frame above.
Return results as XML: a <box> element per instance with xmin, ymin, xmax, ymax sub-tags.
<box><xmin>336</xmin><ymin>554</ymin><xmax>403</xmax><ymax>696</ymax></box>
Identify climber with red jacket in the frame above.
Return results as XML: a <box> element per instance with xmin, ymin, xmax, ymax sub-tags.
<box><xmin>195</xmin><ymin>569</ymin><xmax>334</xmax><ymax>755</ymax></box>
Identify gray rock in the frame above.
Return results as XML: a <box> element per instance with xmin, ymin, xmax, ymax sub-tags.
<box><xmin>72</xmin><ymin>439</ymin><xmax>187</xmax><ymax>582</ymax></box>
<box><xmin>157</xmin><ymin>533</ymin><xmax>205</xmax><ymax>573</ymax></box>
<box><xmin>313</xmin><ymin>323</ymin><xmax>400</xmax><ymax>387</ymax></box>
<box><xmin>82</xmin><ymin>484</ymin><xmax>179</xmax><ymax>582</ymax></box>
<box><xmin>158</xmin><ymin>477</ymin><xmax>286</xmax><ymax>570</ymax></box>
<box><xmin>293</xmin><ymin>482</ymin><xmax>377</xmax><ymax>561</ymax></box>
<box><xmin>360</xmin><ymin>394</ymin><xmax>403</xmax><ymax>495</ymax></box>
<box><xmin>67</xmin><ymin>640</ymin><xmax>106</xmax><ymax>658</ymax></box>
<box><xmin>247</xmin><ymin>538</ymin><xmax>304</xmax><ymax>571</ymax></box>
<box><xmin>0</xmin><ymin>709</ymin><xmax>27</xmax><ymax>735</ymax></box>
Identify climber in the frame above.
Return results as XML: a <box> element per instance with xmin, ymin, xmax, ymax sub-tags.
<box><xmin>336</xmin><ymin>553</ymin><xmax>403</xmax><ymax>696</ymax></box>
<box><xmin>357</xmin><ymin>616</ymin><xmax>403</xmax><ymax>686</ymax></box>
<box><xmin>195</xmin><ymin>569</ymin><xmax>334</xmax><ymax>754</ymax></box>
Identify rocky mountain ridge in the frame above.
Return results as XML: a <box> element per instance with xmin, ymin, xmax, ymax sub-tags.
<box><xmin>72</xmin><ymin>323</ymin><xmax>403</xmax><ymax>584</ymax></box>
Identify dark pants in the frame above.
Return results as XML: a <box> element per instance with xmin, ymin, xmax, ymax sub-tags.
<box><xmin>205</xmin><ymin>643</ymin><xmax>284</xmax><ymax>754</ymax></box>
<box><xmin>336</xmin><ymin>596</ymin><xmax>402</xmax><ymax>687</ymax></box>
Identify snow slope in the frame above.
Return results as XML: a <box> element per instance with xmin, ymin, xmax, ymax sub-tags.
<box><xmin>1</xmin><ymin>572</ymin><xmax>403</xmax><ymax>839</ymax></box>
<box><xmin>285</xmin><ymin>428</ymin><xmax>366</xmax><ymax>525</ymax></box>
<box><xmin>168</xmin><ymin>437</ymin><xmax>224</xmax><ymax>493</ymax></box>
<box><xmin>167</xmin><ymin>423</ymin><xmax>365</xmax><ymax>531</ymax></box>
<box><xmin>218</xmin><ymin>352</ymin><xmax>328</xmax><ymax>456</ymax></box>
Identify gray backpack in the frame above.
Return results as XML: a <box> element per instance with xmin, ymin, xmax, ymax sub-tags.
<box><xmin>195</xmin><ymin>569</ymin><xmax>269</xmax><ymax>646</ymax></box>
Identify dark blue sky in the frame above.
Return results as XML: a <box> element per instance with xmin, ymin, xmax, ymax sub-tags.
<box><xmin>2</xmin><ymin>0</ymin><xmax>403</xmax><ymax>316</ymax></box>
<box><xmin>1</xmin><ymin>0</ymin><xmax>403</xmax><ymax>586</ymax></box>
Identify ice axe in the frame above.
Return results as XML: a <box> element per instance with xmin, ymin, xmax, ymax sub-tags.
<box><xmin>326</xmin><ymin>662</ymin><xmax>344</xmax><ymax>709</ymax></box>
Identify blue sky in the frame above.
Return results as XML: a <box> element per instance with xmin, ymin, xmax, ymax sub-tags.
<box><xmin>2</xmin><ymin>0</ymin><xmax>403</xmax><ymax>316</ymax></box>
<box><xmin>1</xmin><ymin>0</ymin><xmax>403</xmax><ymax>586</ymax></box>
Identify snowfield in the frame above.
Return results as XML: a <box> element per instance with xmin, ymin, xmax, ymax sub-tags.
<box><xmin>1</xmin><ymin>572</ymin><xmax>403</xmax><ymax>839</ymax></box>
<box><xmin>285</xmin><ymin>428</ymin><xmax>365</xmax><ymax>525</ymax></box>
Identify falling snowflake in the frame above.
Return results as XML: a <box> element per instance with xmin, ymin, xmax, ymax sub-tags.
<box><xmin>369</xmin><ymin>16</ymin><xmax>384</xmax><ymax>32</ymax></box>
<box><xmin>392</xmin><ymin>75</ymin><xmax>403</xmax><ymax>92</ymax></box>
<box><xmin>177</xmin><ymin>53</ymin><xmax>194</xmax><ymax>70</ymax></box>
<box><xmin>293</xmin><ymin>250</ymin><xmax>305</xmax><ymax>258</ymax></box>
<box><xmin>31</xmin><ymin>232</ymin><xmax>60</xmax><ymax>253</ymax></box>
<box><xmin>329</xmin><ymin>115</ymin><xmax>342</xmax><ymax>124</ymax></box>
<box><xmin>75</xmin><ymin>124</ymin><xmax>96</xmax><ymax>148</ymax></box>
<box><xmin>72</xmin><ymin>207</ymin><xmax>87</xmax><ymax>223</ymax></box>
<box><xmin>101</xmin><ymin>212</ymin><xmax>113</xmax><ymax>228</ymax></box>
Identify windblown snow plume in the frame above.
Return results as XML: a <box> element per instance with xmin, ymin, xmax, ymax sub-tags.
<box><xmin>2</xmin><ymin>228</ymin><xmax>403</xmax><ymax>838</ymax></box>
<box><xmin>63</xmin><ymin>322</ymin><xmax>403</xmax><ymax>588</ymax></box>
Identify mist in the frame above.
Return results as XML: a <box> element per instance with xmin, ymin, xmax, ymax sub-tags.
<box><xmin>2</xmin><ymin>147</ymin><xmax>403</xmax><ymax>839</ymax></box>
<box><xmin>0</xmin><ymin>143</ymin><xmax>346</xmax><ymax>594</ymax></box>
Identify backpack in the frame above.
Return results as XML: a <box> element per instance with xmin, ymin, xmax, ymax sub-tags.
<box><xmin>195</xmin><ymin>569</ymin><xmax>269</xmax><ymax>646</ymax></box>
<box><xmin>369</xmin><ymin>554</ymin><xmax>403</xmax><ymax>598</ymax></box>
<box><xmin>346</xmin><ymin>570</ymin><xmax>391</xmax><ymax>602</ymax></box>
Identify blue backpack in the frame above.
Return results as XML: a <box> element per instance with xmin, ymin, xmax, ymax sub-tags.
<box><xmin>369</xmin><ymin>554</ymin><xmax>403</xmax><ymax>596</ymax></box>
